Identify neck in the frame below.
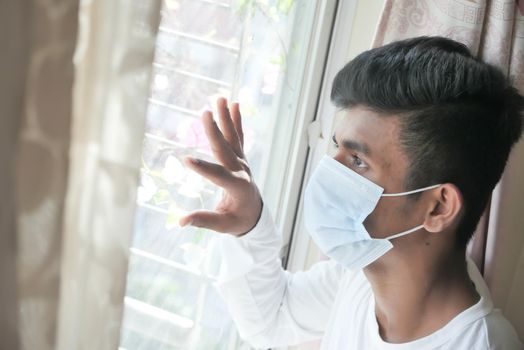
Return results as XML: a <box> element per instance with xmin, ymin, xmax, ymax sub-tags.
<box><xmin>363</xmin><ymin>247</ymin><xmax>480</xmax><ymax>343</ymax></box>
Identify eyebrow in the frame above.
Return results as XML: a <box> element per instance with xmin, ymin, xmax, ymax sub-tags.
<box><xmin>332</xmin><ymin>134</ymin><xmax>371</xmax><ymax>155</ymax></box>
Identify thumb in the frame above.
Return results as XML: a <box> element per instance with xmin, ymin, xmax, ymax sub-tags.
<box><xmin>179</xmin><ymin>210</ymin><xmax>234</xmax><ymax>233</ymax></box>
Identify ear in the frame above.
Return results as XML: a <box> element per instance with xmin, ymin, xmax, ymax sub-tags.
<box><xmin>423</xmin><ymin>183</ymin><xmax>463</xmax><ymax>233</ymax></box>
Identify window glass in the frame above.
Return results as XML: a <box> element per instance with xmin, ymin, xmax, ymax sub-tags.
<box><xmin>119</xmin><ymin>1</ymin><xmax>321</xmax><ymax>348</ymax></box>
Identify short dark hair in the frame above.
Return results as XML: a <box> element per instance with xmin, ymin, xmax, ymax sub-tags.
<box><xmin>331</xmin><ymin>36</ymin><xmax>524</xmax><ymax>248</ymax></box>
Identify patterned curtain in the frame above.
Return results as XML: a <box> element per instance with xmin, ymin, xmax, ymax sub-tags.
<box><xmin>373</xmin><ymin>0</ymin><xmax>524</xmax><ymax>339</ymax></box>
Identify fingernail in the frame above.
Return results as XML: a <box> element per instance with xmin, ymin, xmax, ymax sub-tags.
<box><xmin>180</xmin><ymin>219</ymin><xmax>193</xmax><ymax>227</ymax></box>
<box><xmin>185</xmin><ymin>157</ymin><xmax>199</xmax><ymax>165</ymax></box>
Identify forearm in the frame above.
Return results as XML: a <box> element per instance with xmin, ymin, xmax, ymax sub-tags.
<box><xmin>213</xmin><ymin>203</ymin><xmax>338</xmax><ymax>348</ymax></box>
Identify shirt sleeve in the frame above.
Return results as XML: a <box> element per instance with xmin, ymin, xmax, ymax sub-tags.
<box><xmin>212</xmin><ymin>202</ymin><xmax>345</xmax><ymax>349</ymax></box>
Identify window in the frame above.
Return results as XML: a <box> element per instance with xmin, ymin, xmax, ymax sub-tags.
<box><xmin>119</xmin><ymin>1</ymin><xmax>339</xmax><ymax>349</ymax></box>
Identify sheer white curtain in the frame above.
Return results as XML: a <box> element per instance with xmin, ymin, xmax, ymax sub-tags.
<box><xmin>373</xmin><ymin>0</ymin><xmax>524</xmax><ymax>339</ymax></box>
<box><xmin>0</xmin><ymin>0</ymin><xmax>161</xmax><ymax>349</ymax></box>
<box><xmin>56</xmin><ymin>1</ymin><xmax>162</xmax><ymax>349</ymax></box>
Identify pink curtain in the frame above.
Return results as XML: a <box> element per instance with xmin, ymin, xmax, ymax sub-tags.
<box><xmin>372</xmin><ymin>0</ymin><xmax>524</xmax><ymax>339</ymax></box>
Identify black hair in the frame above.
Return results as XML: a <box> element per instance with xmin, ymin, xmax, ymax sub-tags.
<box><xmin>331</xmin><ymin>36</ymin><xmax>524</xmax><ymax>248</ymax></box>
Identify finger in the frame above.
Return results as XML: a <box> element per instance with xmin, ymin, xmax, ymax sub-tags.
<box><xmin>230</xmin><ymin>102</ymin><xmax>244</xmax><ymax>149</ymax></box>
<box><xmin>184</xmin><ymin>157</ymin><xmax>239</xmax><ymax>191</ymax></box>
<box><xmin>202</xmin><ymin>111</ymin><xmax>242</xmax><ymax>171</ymax></box>
<box><xmin>217</xmin><ymin>97</ymin><xmax>243</xmax><ymax>157</ymax></box>
<box><xmin>179</xmin><ymin>210</ymin><xmax>235</xmax><ymax>233</ymax></box>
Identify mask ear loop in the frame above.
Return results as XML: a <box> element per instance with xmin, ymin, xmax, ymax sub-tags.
<box><xmin>381</xmin><ymin>184</ymin><xmax>442</xmax><ymax>197</ymax></box>
<box><xmin>386</xmin><ymin>224</ymin><xmax>425</xmax><ymax>241</ymax></box>
<box><xmin>381</xmin><ymin>184</ymin><xmax>441</xmax><ymax>241</ymax></box>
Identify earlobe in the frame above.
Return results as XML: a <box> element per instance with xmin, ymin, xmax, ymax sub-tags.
<box><xmin>424</xmin><ymin>184</ymin><xmax>463</xmax><ymax>233</ymax></box>
<box><xmin>424</xmin><ymin>201</ymin><xmax>444</xmax><ymax>233</ymax></box>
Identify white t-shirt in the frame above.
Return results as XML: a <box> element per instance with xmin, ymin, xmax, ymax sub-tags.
<box><xmin>214</xmin><ymin>203</ymin><xmax>523</xmax><ymax>349</ymax></box>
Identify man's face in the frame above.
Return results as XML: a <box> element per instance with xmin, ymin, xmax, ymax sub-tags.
<box><xmin>331</xmin><ymin>106</ymin><xmax>428</xmax><ymax>239</ymax></box>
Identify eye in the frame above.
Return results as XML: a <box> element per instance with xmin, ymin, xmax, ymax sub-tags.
<box><xmin>333</xmin><ymin>134</ymin><xmax>368</xmax><ymax>169</ymax></box>
<box><xmin>350</xmin><ymin>154</ymin><xmax>367</xmax><ymax>168</ymax></box>
<box><xmin>331</xmin><ymin>134</ymin><xmax>339</xmax><ymax>148</ymax></box>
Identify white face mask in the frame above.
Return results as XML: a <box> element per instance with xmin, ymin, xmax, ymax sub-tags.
<box><xmin>304</xmin><ymin>155</ymin><xmax>441</xmax><ymax>270</ymax></box>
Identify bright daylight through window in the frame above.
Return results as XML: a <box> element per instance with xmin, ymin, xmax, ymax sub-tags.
<box><xmin>118</xmin><ymin>0</ymin><xmax>323</xmax><ymax>349</ymax></box>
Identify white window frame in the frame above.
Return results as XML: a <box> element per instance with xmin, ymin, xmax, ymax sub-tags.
<box><xmin>285</xmin><ymin>0</ymin><xmax>359</xmax><ymax>273</ymax></box>
<box><xmin>264</xmin><ymin>0</ymin><xmax>342</xmax><ymax>258</ymax></box>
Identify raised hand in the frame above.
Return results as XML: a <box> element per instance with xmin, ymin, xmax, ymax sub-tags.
<box><xmin>178</xmin><ymin>97</ymin><xmax>263</xmax><ymax>236</ymax></box>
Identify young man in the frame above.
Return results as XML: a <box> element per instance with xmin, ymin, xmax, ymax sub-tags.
<box><xmin>179</xmin><ymin>37</ymin><xmax>524</xmax><ymax>349</ymax></box>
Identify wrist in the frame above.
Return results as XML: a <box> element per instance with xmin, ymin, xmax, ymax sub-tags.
<box><xmin>238</xmin><ymin>197</ymin><xmax>264</xmax><ymax>237</ymax></box>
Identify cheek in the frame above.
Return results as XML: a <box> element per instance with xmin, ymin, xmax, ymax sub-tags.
<box><xmin>363</xmin><ymin>199</ymin><xmax>408</xmax><ymax>238</ymax></box>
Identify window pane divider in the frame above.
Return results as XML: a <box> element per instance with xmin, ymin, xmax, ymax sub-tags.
<box><xmin>158</xmin><ymin>26</ymin><xmax>240</xmax><ymax>52</ymax></box>
<box><xmin>124</xmin><ymin>296</ymin><xmax>195</xmax><ymax>329</ymax></box>
<box><xmin>153</xmin><ymin>63</ymin><xmax>233</xmax><ymax>88</ymax></box>
<box><xmin>196</xmin><ymin>0</ymin><xmax>231</xmax><ymax>8</ymax></box>
<box><xmin>148</xmin><ymin>98</ymin><xmax>201</xmax><ymax>117</ymax></box>
<box><xmin>144</xmin><ymin>132</ymin><xmax>186</xmax><ymax>149</ymax></box>
<box><xmin>130</xmin><ymin>247</ymin><xmax>214</xmax><ymax>280</ymax></box>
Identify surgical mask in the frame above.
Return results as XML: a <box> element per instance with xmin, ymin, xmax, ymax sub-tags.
<box><xmin>304</xmin><ymin>155</ymin><xmax>441</xmax><ymax>270</ymax></box>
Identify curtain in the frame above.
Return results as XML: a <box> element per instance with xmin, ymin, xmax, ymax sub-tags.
<box><xmin>373</xmin><ymin>0</ymin><xmax>524</xmax><ymax>339</ymax></box>
<box><xmin>0</xmin><ymin>0</ymin><xmax>162</xmax><ymax>349</ymax></box>
<box><xmin>0</xmin><ymin>2</ymin><xmax>32</xmax><ymax>348</ymax></box>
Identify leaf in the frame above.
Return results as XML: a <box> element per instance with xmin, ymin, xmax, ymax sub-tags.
<box><xmin>277</xmin><ymin>0</ymin><xmax>294</xmax><ymax>15</ymax></box>
<box><xmin>152</xmin><ymin>189</ymin><xmax>171</xmax><ymax>205</ymax></box>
